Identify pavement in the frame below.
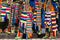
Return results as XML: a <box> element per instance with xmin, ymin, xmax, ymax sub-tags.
<box><xmin>0</xmin><ymin>32</ymin><xmax>60</xmax><ymax>39</ymax></box>
<box><xmin>57</xmin><ymin>32</ymin><xmax>60</xmax><ymax>38</ymax></box>
<box><xmin>0</xmin><ymin>33</ymin><xmax>16</xmax><ymax>39</ymax></box>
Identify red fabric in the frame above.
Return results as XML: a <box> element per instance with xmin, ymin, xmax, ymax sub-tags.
<box><xmin>18</xmin><ymin>31</ymin><xmax>21</xmax><ymax>37</ymax></box>
<box><xmin>21</xmin><ymin>16</ymin><xmax>28</xmax><ymax>18</ymax></box>
<box><xmin>53</xmin><ymin>31</ymin><xmax>56</xmax><ymax>37</ymax></box>
<box><xmin>8</xmin><ymin>26</ymin><xmax>11</xmax><ymax>32</ymax></box>
<box><xmin>35</xmin><ymin>2</ymin><xmax>39</xmax><ymax>5</ymax></box>
<box><xmin>16</xmin><ymin>17</ymin><xmax>19</xmax><ymax>24</ymax></box>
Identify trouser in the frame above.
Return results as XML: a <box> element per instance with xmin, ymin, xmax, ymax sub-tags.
<box><xmin>20</xmin><ymin>22</ymin><xmax>26</xmax><ymax>33</ymax></box>
<box><xmin>42</xmin><ymin>28</ymin><xmax>46</xmax><ymax>34</ymax></box>
<box><xmin>58</xmin><ymin>23</ymin><xmax>60</xmax><ymax>32</ymax></box>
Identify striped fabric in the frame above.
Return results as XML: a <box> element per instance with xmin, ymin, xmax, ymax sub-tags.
<box><xmin>35</xmin><ymin>1</ymin><xmax>41</xmax><ymax>31</ymax></box>
<box><xmin>45</xmin><ymin>12</ymin><xmax>51</xmax><ymax>26</ymax></box>
<box><xmin>26</xmin><ymin>12</ymin><xmax>33</xmax><ymax>33</ymax></box>
<box><xmin>0</xmin><ymin>4</ymin><xmax>11</xmax><ymax>22</ymax></box>
<box><xmin>20</xmin><ymin>12</ymin><xmax>28</xmax><ymax>23</ymax></box>
<box><xmin>19</xmin><ymin>11</ymin><xmax>33</xmax><ymax>38</ymax></box>
<box><xmin>51</xmin><ymin>12</ymin><xmax>57</xmax><ymax>31</ymax></box>
<box><xmin>0</xmin><ymin>13</ymin><xmax>6</xmax><ymax>17</ymax></box>
<box><xmin>15</xmin><ymin>4</ymin><xmax>19</xmax><ymax>14</ymax></box>
<box><xmin>19</xmin><ymin>11</ymin><xmax>29</xmax><ymax>34</ymax></box>
<box><xmin>26</xmin><ymin>12</ymin><xmax>33</xmax><ymax>38</ymax></box>
<box><xmin>44</xmin><ymin>11</ymin><xmax>51</xmax><ymax>34</ymax></box>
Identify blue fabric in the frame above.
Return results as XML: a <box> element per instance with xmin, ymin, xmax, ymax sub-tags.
<box><xmin>22</xmin><ymin>23</ymin><xmax>24</xmax><ymax>32</ymax></box>
<box><xmin>20</xmin><ymin>18</ymin><xmax>27</xmax><ymax>21</ymax></box>
<box><xmin>52</xmin><ymin>0</ymin><xmax>58</xmax><ymax>2</ymax></box>
<box><xmin>22</xmin><ymin>12</ymin><xmax>27</xmax><ymax>15</ymax></box>
<box><xmin>36</xmin><ymin>26</ymin><xmax>39</xmax><ymax>32</ymax></box>
<box><xmin>2</xmin><ymin>3</ymin><xmax>10</xmax><ymax>7</ymax></box>
<box><xmin>52</xmin><ymin>2</ymin><xmax>59</xmax><ymax>12</ymax></box>
<box><xmin>41</xmin><ymin>8</ymin><xmax>45</xmax><ymax>28</ymax></box>
<box><xmin>4</xmin><ymin>16</ymin><xmax>7</xmax><ymax>22</ymax></box>
<box><xmin>32</xmin><ymin>23</ymin><xmax>36</xmax><ymax>31</ymax></box>
<box><xmin>42</xmin><ymin>28</ymin><xmax>45</xmax><ymax>34</ymax></box>
<box><xmin>12</xmin><ymin>18</ymin><xmax>16</xmax><ymax>25</ymax></box>
<box><xmin>30</xmin><ymin>0</ymin><xmax>35</xmax><ymax>8</ymax></box>
<box><xmin>41</xmin><ymin>0</ymin><xmax>45</xmax><ymax>3</ymax></box>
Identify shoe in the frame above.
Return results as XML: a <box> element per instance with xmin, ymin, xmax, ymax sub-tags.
<box><xmin>15</xmin><ymin>37</ymin><xmax>18</xmax><ymax>40</ymax></box>
<box><xmin>37</xmin><ymin>31</ymin><xmax>42</xmax><ymax>35</ymax></box>
<box><xmin>49</xmin><ymin>36</ymin><xmax>55</xmax><ymax>39</ymax></box>
<box><xmin>6</xmin><ymin>32</ymin><xmax>11</xmax><ymax>35</ymax></box>
<box><xmin>43</xmin><ymin>35</ymin><xmax>48</xmax><ymax>39</ymax></box>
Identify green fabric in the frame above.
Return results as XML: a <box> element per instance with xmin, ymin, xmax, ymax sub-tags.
<box><xmin>48</xmin><ymin>28</ymin><xmax>50</xmax><ymax>32</ymax></box>
<box><xmin>15</xmin><ymin>37</ymin><xmax>18</xmax><ymax>40</ymax></box>
<box><xmin>49</xmin><ymin>36</ymin><xmax>55</xmax><ymax>39</ymax></box>
<box><xmin>19</xmin><ymin>28</ymin><xmax>24</xmax><ymax>33</ymax></box>
<box><xmin>0</xmin><ymin>17</ymin><xmax>2</xmax><ymax>22</ymax></box>
<box><xmin>53</xmin><ymin>0</ymin><xmax>58</xmax><ymax>2</ymax></box>
<box><xmin>1</xmin><ymin>15</ymin><xmax>6</xmax><ymax>17</ymax></box>
<box><xmin>20</xmin><ymin>20</ymin><xmax>26</xmax><ymax>23</ymax></box>
<box><xmin>7</xmin><ymin>14</ymin><xmax>10</xmax><ymax>21</ymax></box>
<box><xmin>15</xmin><ymin>30</ymin><xmax>17</xmax><ymax>33</ymax></box>
<box><xmin>49</xmin><ymin>28</ymin><xmax>50</xmax><ymax>32</ymax></box>
<box><xmin>2</xmin><ymin>3</ymin><xmax>10</xmax><ymax>7</ymax></box>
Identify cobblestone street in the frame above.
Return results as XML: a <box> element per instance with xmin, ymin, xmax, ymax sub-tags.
<box><xmin>0</xmin><ymin>32</ymin><xmax>60</xmax><ymax>39</ymax></box>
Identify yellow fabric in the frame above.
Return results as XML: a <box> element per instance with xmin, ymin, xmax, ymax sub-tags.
<box><xmin>34</xmin><ymin>12</ymin><xmax>37</xmax><ymax>14</ymax></box>
<box><xmin>50</xmin><ymin>5</ymin><xmax>55</xmax><ymax>11</ymax></box>
<box><xmin>0</xmin><ymin>0</ymin><xmax>2</xmax><ymax>4</ymax></box>
<box><xmin>44</xmin><ymin>3</ymin><xmax>46</xmax><ymax>10</ymax></box>
<box><xmin>28</xmin><ymin>33</ymin><xmax>32</xmax><ymax>38</ymax></box>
